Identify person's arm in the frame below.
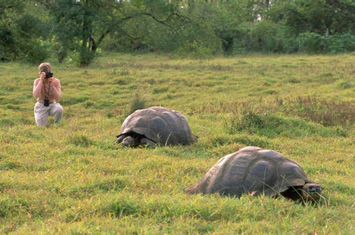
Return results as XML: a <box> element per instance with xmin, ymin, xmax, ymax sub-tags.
<box><xmin>51</xmin><ymin>79</ymin><xmax>62</xmax><ymax>101</ymax></box>
<box><xmin>33</xmin><ymin>78</ymin><xmax>43</xmax><ymax>98</ymax></box>
<box><xmin>33</xmin><ymin>72</ymin><xmax>46</xmax><ymax>98</ymax></box>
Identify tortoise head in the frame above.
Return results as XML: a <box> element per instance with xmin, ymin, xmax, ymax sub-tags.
<box><xmin>302</xmin><ymin>183</ymin><xmax>323</xmax><ymax>202</ymax></box>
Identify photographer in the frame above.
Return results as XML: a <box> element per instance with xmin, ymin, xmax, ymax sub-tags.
<box><xmin>33</xmin><ymin>63</ymin><xmax>63</xmax><ymax>126</ymax></box>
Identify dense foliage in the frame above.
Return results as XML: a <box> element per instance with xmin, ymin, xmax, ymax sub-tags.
<box><xmin>0</xmin><ymin>0</ymin><xmax>354</xmax><ymax>65</ymax></box>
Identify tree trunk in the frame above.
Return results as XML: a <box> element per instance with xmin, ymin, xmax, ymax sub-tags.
<box><xmin>80</xmin><ymin>0</ymin><xmax>92</xmax><ymax>66</ymax></box>
<box><xmin>323</xmin><ymin>27</ymin><xmax>329</xmax><ymax>54</ymax></box>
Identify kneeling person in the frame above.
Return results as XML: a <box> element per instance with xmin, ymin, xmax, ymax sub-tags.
<box><xmin>33</xmin><ymin>63</ymin><xmax>63</xmax><ymax>126</ymax></box>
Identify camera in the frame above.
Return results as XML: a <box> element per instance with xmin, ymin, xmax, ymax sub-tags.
<box><xmin>45</xmin><ymin>71</ymin><xmax>53</xmax><ymax>78</ymax></box>
<box><xmin>44</xmin><ymin>99</ymin><xmax>50</xmax><ymax>107</ymax></box>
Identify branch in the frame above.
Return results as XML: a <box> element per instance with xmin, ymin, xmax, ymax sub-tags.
<box><xmin>96</xmin><ymin>29</ymin><xmax>110</xmax><ymax>47</ymax></box>
<box><xmin>0</xmin><ymin>0</ymin><xmax>25</xmax><ymax>10</ymax></box>
<box><xmin>90</xmin><ymin>11</ymin><xmax>191</xmax><ymax>49</ymax></box>
<box><xmin>117</xmin><ymin>26</ymin><xmax>140</xmax><ymax>42</ymax></box>
<box><xmin>89</xmin><ymin>28</ymin><xmax>111</xmax><ymax>51</ymax></box>
<box><xmin>33</xmin><ymin>0</ymin><xmax>56</xmax><ymax>10</ymax></box>
<box><xmin>141</xmin><ymin>12</ymin><xmax>190</xmax><ymax>34</ymax></box>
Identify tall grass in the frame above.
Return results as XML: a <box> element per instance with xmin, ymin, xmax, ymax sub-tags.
<box><xmin>0</xmin><ymin>53</ymin><xmax>354</xmax><ymax>233</ymax></box>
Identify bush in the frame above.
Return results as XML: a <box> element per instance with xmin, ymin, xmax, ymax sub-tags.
<box><xmin>284</xmin><ymin>96</ymin><xmax>355</xmax><ymax>127</ymax></box>
<box><xmin>228</xmin><ymin>111</ymin><xmax>347</xmax><ymax>138</ymax></box>
<box><xmin>127</xmin><ymin>93</ymin><xmax>147</xmax><ymax>115</ymax></box>
<box><xmin>231</xmin><ymin>22</ymin><xmax>301</xmax><ymax>54</ymax></box>
<box><xmin>77</xmin><ymin>48</ymin><xmax>95</xmax><ymax>67</ymax></box>
<box><xmin>248</xmin><ymin>21</ymin><xmax>287</xmax><ymax>53</ymax></box>
<box><xmin>173</xmin><ymin>41</ymin><xmax>214</xmax><ymax>59</ymax></box>
<box><xmin>0</xmin><ymin>25</ymin><xmax>16</xmax><ymax>61</ymax></box>
<box><xmin>328</xmin><ymin>33</ymin><xmax>355</xmax><ymax>53</ymax></box>
<box><xmin>297</xmin><ymin>32</ymin><xmax>324</xmax><ymax>53</ymax></box>
<box><xmin>22</xmin><ymin>39</ymin><xmax>51</xmax><ymax>64</ymax></box>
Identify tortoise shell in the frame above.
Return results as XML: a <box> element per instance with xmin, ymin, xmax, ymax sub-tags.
<box><xmin>116</xmin><ymin>106</ymin><xmax>197</xmax><ymax>146</ymax></box>
<box><xmin>185</xmin><ymin>146</ymin><xmax>321</xmax><ymax>200</ymax></box>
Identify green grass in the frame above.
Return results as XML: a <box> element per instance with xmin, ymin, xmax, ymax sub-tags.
<box><xmin>0</xmin><ymin>53</ymin><xmax>354</xmax><ymax>233</ymax></box>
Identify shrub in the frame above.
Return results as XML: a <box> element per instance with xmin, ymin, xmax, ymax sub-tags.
<box><xmin>328</xmin><ymin>33</ymin><xmax>355</xmax><ymax>53</ymax></box>
<box><xmin>297</xmin><ymin>32</ymin><xmax>324</xmax><ymax>53</ymax></box>
<box><xmin>173</xmin><ymin>41</ymin><xmax>214</xmax><ymax>59</ymax></box>
<box><xmin>233</xmin><ymin>134</ymin><xmax>272</xmax><ymax>149</ymax></box>
<box><xmin>0</xmin><ymin>24</ymin><xmax>16</xmax><ymax>61</ymax></box>
<box><xmin>22</xmin><ymin>39</ymin><xmax>51</xmax><ymax>64</ymax></box>
<box><xmin>228</xmin><ymin>111</ymin><xmax>347</xmax><ymax>138</ymax></box>
<box><xmin>127</xmin><ymin>93</ymin><xmax>147</xmax><ymax>115</ymax></box>
<box><xmin>280</xmin><ymin>96</ymin><xmax>355</xmax><ymax>127</ymax></box>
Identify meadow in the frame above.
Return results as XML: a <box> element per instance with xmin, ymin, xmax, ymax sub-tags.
<box><xmin>0</xmin><ymin>53</ymin><xmax>354</xmax><ymax>234</ymax></box>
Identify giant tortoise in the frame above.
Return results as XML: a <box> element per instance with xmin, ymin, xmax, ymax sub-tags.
<box><xmin>185</xmin><ymin>146</ymin><xmax>322</xmax><ymax>202</ymax></box>
<box><xmin>116</xmin><ymin>106</ymin><xmax>197</xmax><ymax>147</ymax></box>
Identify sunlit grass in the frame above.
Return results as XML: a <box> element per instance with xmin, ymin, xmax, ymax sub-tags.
<box><xmin>0</xmin><ymin>53</ymin><xmax>354</xmax><ymax>233</ymax></box>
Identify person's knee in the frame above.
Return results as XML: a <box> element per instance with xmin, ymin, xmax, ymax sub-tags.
<box><xmin>53</xmin><ymin>105</ymin><xmax>64</xmax><ymax>115</ymax></box>
<box><xmin>53</xmin><ymin>105</ymin><xmax>64</xmax><ymax>124</ymax></box>
<box><xmin>57</xmin><ymin>106</ymin><xmax>64</xmax><ymax>115</ymax></box>
<box><xmin>36</xmin><ymin>118</ymin><xmax>48</xmax><ymax>126</ymax></box>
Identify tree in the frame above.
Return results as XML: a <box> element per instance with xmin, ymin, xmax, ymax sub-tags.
<box><xmin>268</xmin><ymin>0</ymin><xmax>355</xmax><ymax>53</ymax></box>
<box><xmin>37</xmin><ymin>0</ymin><xmax>184</xmax><ymax>66</ymax></box>
<box><xmin>41</xmin><ymin>0</ymin><xmax>121</xmax><ymax>66</ymax></box>
<box><xmin>0</xmin><ymin>0</ymin><xmax>23</xmax><ymax>61</ymax></box>
<box><xmin>0</xmin><ymin>0</ymin><xmax>51</xmax><ymax>63</ymax></box>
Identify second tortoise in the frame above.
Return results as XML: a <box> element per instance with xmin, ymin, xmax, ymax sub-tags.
<box><xmin>116</xmin><ymin>106</ymin><xmax>197</xmax><ymax>147</ymax></box>
<box><xmin>185</xmin><ymin>146</ymin><xmax>323</xmax><ymax>202</ymax></box>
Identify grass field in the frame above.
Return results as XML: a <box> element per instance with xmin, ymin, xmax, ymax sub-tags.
<box><xmin>0</xmin><ymin>53</ymin><xmax>354</xmax><ymax>233</ymax></box>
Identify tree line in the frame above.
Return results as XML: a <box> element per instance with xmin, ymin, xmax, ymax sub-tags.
<box><xmin>0</xmin><ymin>0</ymin><xmax>354</xmax><ymax>66</ymax></box>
